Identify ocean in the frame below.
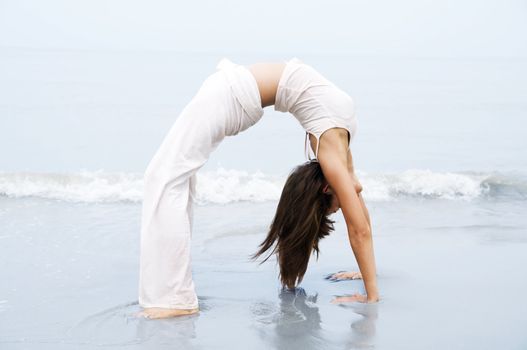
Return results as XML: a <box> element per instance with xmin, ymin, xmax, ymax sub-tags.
<box><xmin>1</xmin><ymin>48</ymin><xmax>527</xmax><ymax>349</ymax></box>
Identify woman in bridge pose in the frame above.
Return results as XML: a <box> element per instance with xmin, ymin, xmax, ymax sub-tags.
<box><xmin>138</xmin><ymin>58</ymin><xmax>379</xmax><ymax>319</ymax></box>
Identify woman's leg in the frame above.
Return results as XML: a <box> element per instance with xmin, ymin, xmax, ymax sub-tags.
<box><xmin>139</xmin><ymin>170</ymin><xmax>198</xmax><ymax>308</ymax></box>
<box><xmin>138</xmin><ymin>171</ymin><xmax>200</xmax><ymax>318</ymax></box>
<box><xmin>138</xmin><ymin>73</ymin><xmax>229</xmax><ymax>318</ymax></box>
<box><xmin>137</xmin><ymin>59</ymin><xmax>261</xmax><ymax>318</ymax></box>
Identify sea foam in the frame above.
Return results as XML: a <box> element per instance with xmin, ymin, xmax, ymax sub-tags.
<box><xmin>0</xmin><ymin>168</ymin><xmax>524</xmax><ymax>204</ymax></box>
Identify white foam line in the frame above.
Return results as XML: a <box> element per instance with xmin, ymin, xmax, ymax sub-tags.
<box><xmin>0</xmin><ymin>168</ymin><xmax>523</xmax><ymax>204</ymax></box>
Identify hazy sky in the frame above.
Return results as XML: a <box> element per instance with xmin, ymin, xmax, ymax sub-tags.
<box><xmin>1</xmin><ymin>0</ymin><xmax>526</xmax><ymax>57</ymax></box>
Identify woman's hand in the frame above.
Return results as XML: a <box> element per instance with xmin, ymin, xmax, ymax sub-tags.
<box><xmin>325</xmin><ymin>270</ymin><xmax>362</xmax><ymax>282</ymax></box>
<box><xmin>331</xmin><ymin>293</ymin><xmax>379</xmax><ymax>304</ymax></box>
<box><xmin>317</xmin><ymin>130</ymin><xmax>379</xmax><ymax>304</ymax></box>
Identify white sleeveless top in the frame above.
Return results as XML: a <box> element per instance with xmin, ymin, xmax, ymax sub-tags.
<box><xmin>274</xmin><ymin>58</ymin><xmax>358</xmax><ymax>161</ymax></box>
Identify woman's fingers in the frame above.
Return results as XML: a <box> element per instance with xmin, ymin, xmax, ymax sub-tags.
<box><xmin>325</xmin><ymin>271</ymin><xmax>362</xmax><ymax>281</ymax></box>
<box><xmin>338</xmin><ymin>271</ymin><xmax>362</xmax><ymax>280</ymax></box>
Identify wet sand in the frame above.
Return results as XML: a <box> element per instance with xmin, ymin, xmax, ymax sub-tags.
<box><xmin>1</xmin><ymin>198</ymin><xmax>526</xmax><ymax>349</ymax></box>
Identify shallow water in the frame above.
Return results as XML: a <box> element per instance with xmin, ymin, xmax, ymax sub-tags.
<box><xmin>1</xmin><ymin>197</ymin><xmax>526</xmax><ymax>349</ymax></box>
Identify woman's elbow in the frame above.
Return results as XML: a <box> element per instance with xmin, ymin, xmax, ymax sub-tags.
<box><xmin>347</xmin><ymin>223</ymin><xmax>371</xmax><ymax>239</ymax></box>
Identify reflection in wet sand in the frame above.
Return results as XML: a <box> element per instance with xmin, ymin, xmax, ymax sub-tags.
<box><xmin>134</xmin><ymin>311</ymin><xmax>199</xmax><ymax>347</ymax></box>
<box><xmin>252</xmin><ymin>288</ymin><xmax>323</xmax><ymax>349</ymax></box>
<box><xmin>66</xmin><ymin>300</ymin><xmax>201</xmax><ymax>347</ymax></box>
<box><xmin>252</xmin><ymin>288</ymin><xmax>378</xmax><ymax>350</ymax></box>
<box><xmin>340</xmin><ymin>302</ymin><xmax>379</xmax><ymax>349</ymax></box>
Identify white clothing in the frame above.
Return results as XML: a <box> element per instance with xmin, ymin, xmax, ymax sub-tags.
<box><xmin>138</xmin><ymin>59</ymin><xmax>263</xmax><ymax>309</ymax></box>
<box><xmin>275</xmin><ymin>58</ymin><xmax>358</xmax><ymax>160</ymax></box>
<box><xmin>138</xmin><ymin>57</ymin><xmax>357</xmax><ymax>309</ymax></box>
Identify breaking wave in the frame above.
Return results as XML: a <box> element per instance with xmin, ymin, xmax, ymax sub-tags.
<box><xmin>0</xmin><ymin>168</ymin><xmax>525</xmax><ymax>204</ymax></box>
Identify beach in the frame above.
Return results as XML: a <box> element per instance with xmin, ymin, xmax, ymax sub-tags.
<box><xmin>1</xmin><ymin>29</ymin><xmax>527</xmax><ymax>349</ymax></box>
<box><xmin>1</xmin><ymin>192</ymin><xmax>526</xmax><ymax>349</ymax></box>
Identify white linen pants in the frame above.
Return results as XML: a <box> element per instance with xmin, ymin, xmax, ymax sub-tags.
<box><xmin>138</xmin><ymin>59</ymin><xmax>263</xmax><ymax>309</ymax></box>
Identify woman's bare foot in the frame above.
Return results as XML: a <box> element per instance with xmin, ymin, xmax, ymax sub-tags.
<box><xmin>137</xmin><ymin>307</ymin><xmax>199</xmax><ymax>319</ymax></box>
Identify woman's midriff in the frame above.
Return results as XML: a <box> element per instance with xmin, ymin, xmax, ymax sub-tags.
<box><xmin>247</xmin><ymin>63</ymin><xmax>286</xmax><ymax>108</ymax></box>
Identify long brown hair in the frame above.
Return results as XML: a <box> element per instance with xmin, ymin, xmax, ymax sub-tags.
<box><xmin>252</xmin><ymin>161</ymin><xmax>335</xmax><ymax>288</ymax></box>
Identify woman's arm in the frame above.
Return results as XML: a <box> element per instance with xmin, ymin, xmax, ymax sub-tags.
<box><xmin>316</xmin><ymin>129</ymin><xmax>379</xmax><ymax>302</ymax></box>
<box><xmin>347</xmin><ymin>148</ymin><xmax>372</xmax><ymax>230</ymax></box>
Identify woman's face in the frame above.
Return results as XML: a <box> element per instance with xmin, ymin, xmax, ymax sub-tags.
<box><xmin>328</xmin><ymin>193</ymin><xmax>340</xmax><ymax>214</ymax></box>
<box><xmin>323</xmin><ymin>184</ymin><xmax>340</xmax><ymax>214</ymax></box>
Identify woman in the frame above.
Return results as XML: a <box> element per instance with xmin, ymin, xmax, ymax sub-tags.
<box><xmin>138</xmin><ymin>58</ymin><xmax>379</xmax><ymax>319</ymax></box>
